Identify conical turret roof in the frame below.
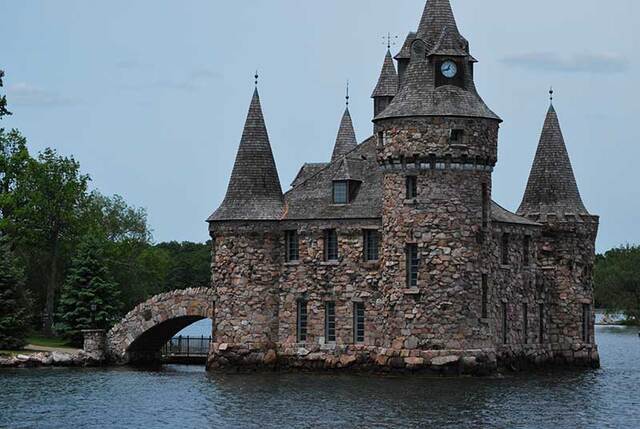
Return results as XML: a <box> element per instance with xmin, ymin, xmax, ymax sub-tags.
<box><xmin>371</xmin><ymin>50</ymin><xmax>399</xmax><ymax>98</ymax></box>
<box><xmin>331</xmin><ymin>108</ymin><xmax>358</xmax><ymax>162</ymax></box>
<box><xmin>517</xmin><ymin>104</ymin><xmax>589</xmax><ymax>218</ymax></box>
<box><xmin>375</xmin><ymin>0</ymin><xmax>499</xmax><ymax>121</ymax></box>
<box><xmin>208</xmin><ymin>88</ymin><xmax>284</xmax><ymax>221</ymax></box>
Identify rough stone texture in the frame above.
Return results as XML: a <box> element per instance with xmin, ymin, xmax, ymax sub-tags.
<box><xmin>82</xmin><ymin>329</ymin><xmax>106</xmax><ymax>361</ymax></box>
<box><xmin>0</xmin><ymin>351</ymin><xmax>104</xmax><ymax>368</ymax></box>
<box><xmin>106</xmin><ymin>288</ymin><xmax>214</xmax><ymax>364</ymax></box>
<box><xmin>205</xmin><ymin>0</ymin><xmax>599</xmax><ymax>374</ymax></box>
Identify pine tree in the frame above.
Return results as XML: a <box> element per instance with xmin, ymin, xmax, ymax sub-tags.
<box><xmin>0</xmin><ymin>237</ymin><xmax>30</xmax><ymax>350</ymax></box>
<box><xmin>56</xmin><ymin>235</ymin><xmax>120</xmax><ymax>345</ymax></box>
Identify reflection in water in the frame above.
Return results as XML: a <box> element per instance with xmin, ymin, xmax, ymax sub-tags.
<box><xmin>1</xmin><ymin>326</ymin><xmax>639</xmax><ymax>429</ymax></box>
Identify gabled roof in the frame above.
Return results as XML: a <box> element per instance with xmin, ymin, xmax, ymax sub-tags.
<box><xmin>331</xmin><ymin>108</ymin><xmax>358</xmax><ymax>162</ymax></box>
<box><xmin>371</xmin><ymin>50</ymin><xmax>399</xmax><ymax>98</ymax></box>
<box><xmin>208</xmin><ymin>89</ymin><xmax>284</xmax><ymax>222</ymax></box>
<box><xmin>517</xmin><ymin>104</ymin><xmax>589</xmax><ymax>218</ymax></box>
<box><xmin>395</xmin><ymin>32</ymin><xmax>417</xmax><ymax>60</ymax></box>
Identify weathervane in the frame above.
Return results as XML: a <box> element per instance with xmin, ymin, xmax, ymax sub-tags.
<box><xmin>383</xmin><ymin>33</ymin><xmax>399</xmax><ymax>50</ymax></box>
<box><xmin>549</xmin><ymin>86</ymin><xmax>554</xmax><ymax>103</ymax></box>
<box><xmin>254</xmin><ymin>70</ymin><xmax>259</xmax><ymax>87</ymax></box>
<box><xmin>345</xmin><ymin>80</ymin><xmax>350</xmax><ymax>107</ymax></box>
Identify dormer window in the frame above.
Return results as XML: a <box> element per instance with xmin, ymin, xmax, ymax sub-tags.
<box><xmin>449</xmin><ymin>129</ymin><xmax>465</xmax><ymax>145</ymax></box>
<box><xmin>332</xmin><ymin>180</ymin><xmax>360</xmax><ymax>205</ymax></box>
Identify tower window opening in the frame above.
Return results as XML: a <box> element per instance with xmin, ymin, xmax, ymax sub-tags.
<box><xmin>501</xmin><ymin>233</ymin><xmax>510</xmax><ymax>266</ymax></box>
<box><xmin>324</xmin><ymin>229</ymin><xmax>339</xmax><ymax>261</ymax></box>
<box><xmin>353</xmin><ymin>302</ymin><xmax>365</xmax><ymax>343</ymax></box>
<box><xmin>481</xmin><ymin>183</ymin><xmax>489</xmax><ymax>228</ymax></box>
<box><xmin>285</xmin><ymin>230</ymin><xmax>299</xmax><ymax>262</ymax></box>
<box><xmin>297</xmin><ymin>300</ymin><xmax>308</xmax><ymax>343</ymax></box>
<box><xmin>325</xmin><ymin>302</ymin><xmax>336</xmax><ymax>343</ymax></box>
<box><xmin>582</xmin><ymin>304</ymin><xmax>591</xmax><ymax>343</ymax></box>
<box><xmin>406</xmin><ymin>244</ymin><xmax>420</xmax><ymax>288</ymax></box>
<box><xmin>481</xmin><ymin>274</ymin><xmax>489</xmax><ymax>318</ymax></box>
<box><xmin>523</xmin><ymin>235</ymin><xmax>531</xmax><ymax>266</ymax></box>
<box><xmin>406</xmin><ymin>176</ymin><xmax>418</xmax><ymax>200</ymax></box>
<box><xmin>377</xmin><ymin>131</ymin><xmax>384</xmax><ymax>146</ymax></box>
<box><xmin>539</xmin><ymin>303</ymin><xmax>545</xmax><ymax>344</ymax></box>
<box><xmin>363</xmin><ymin>229</ymin><xmax>380</xmax><ymax>262</ymax></box>
<box><xmin>502</xmin><ymin>302</ymin><xmax>508</xmax><ymax>345</ymax></box>
<box><xmin>449</xmin><ymin>129</ymin><xmax>465</xmax><ymax>145</ymax></box>
<box><xmin>523</xmin><ymin>303</ymin><xmax>529</xmax><ymax>344</ymax></box>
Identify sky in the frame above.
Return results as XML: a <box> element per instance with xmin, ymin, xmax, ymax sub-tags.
<box><xmin>1</xmin><ymin>0</ymin><xmax>638</xmax><ymax>252</ymax></box>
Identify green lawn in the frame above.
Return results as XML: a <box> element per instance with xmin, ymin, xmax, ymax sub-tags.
<box><xmin>26</xmin><ymin>335</ymin><xmax>72</xmax><ymax>348</ymax></box>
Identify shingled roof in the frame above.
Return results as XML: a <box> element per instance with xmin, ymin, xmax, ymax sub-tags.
<box><xmin>517</xmin><ymin>104</ymin><xmax>589</xmax><ymax>218</ymax></box>
<box><xmin>371</xmin><ymin>50</ymin><xmax>399</xmax><ymax>98</ymax></box>
<box><xmin>331</xmin><ymin>108</ymin><xmax>358</xmax><ymax>162</ymax></box>
<box><xmin>375</xmin><ymin>0</ymin><xmax>500</xmax><ymax>122</ymax></box>
<box><xmin>208</xmin><ymin>89</ymin><xmax>284</xmax><ymax>222</ymax></box>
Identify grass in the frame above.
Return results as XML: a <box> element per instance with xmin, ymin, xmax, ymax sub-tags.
<box><xmin>25</xmin><ymin>335</ymin><xmax>72</xmax><ymax>348</ymax></box>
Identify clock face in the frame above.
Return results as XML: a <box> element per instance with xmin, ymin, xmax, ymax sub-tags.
<box><xmin>441</xmin><ymin>60</ymin><xmax>458</xmax><ymax>79</ymax></box>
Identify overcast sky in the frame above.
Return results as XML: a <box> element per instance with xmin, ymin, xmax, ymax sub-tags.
<box><xmin>1</xmin><ymin>0</ymin><xmax>638</xmax><ymax>252</ymax></box>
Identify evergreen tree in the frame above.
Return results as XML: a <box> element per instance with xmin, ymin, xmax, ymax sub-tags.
<box><xmin>56</xmin><ymin>235</ymin><xmax>120</xmax><ymax>345</ymax></box>
<box><xmin>0</xmin><ymin>237</ymin><xmax>30</xmax><ymax>349</ymax></box>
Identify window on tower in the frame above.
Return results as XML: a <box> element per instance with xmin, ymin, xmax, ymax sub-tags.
<box><xmin>324</xmin><ymin>229</ymin><xmax>339</xmax><ymax>261</ymax></box>
<box><xmin>363</xmin><ymin>229</ymin><xmax>380</xmax><ymax>262</ymax></box>
<box><xmin>285</xmin><ymin>230</ymin><xmax>299</xmax><ymax>262</ymax></box>
<box><xmin>406</xmin><ymin>244</ymin><xmax>420</xmax><ymax>288</ymax></box>
<box><xmin>449</xmin><ymin>129</ymin><xmax>465</xmax><ymax>145</ymax></box>
<box><xmin>325</xmin><ymin>302</ymin><xmax>336</xmax><ymax>343</ymax></box>
<box><xmin>501</xmin><ymin>233</ymin><xmax>510</xmax><ymax>266</ymax></box>
<box><xmin>406</xmin><ymin>176</ymin><xmax>418</xmax><ymax>200</ymax></box>
<box><xmin>297</xmin><ymin>300</ymin><xmax>308</xmax><ymax>343</ymax></box>
<box><xmin>353</xmin><ymin>302</ymin><xmax>365</xmax><ymax>343</ymax></box>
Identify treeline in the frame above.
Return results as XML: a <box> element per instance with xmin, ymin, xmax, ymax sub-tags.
<box><xmin>594</xmin><ymin>245</ymin><xmax>640</xmax><ymax>325</ymax></box>
<box><xmin>0</xmin><ymin>70</ymin><xmax>210</xmax><ymax>348</ymax></box>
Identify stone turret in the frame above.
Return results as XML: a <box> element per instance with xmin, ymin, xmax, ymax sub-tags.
<box><xmin>371</xmin><ymin>49</ymin><xmax>399</xmax><ymax>118</ymax></box>
<box><xmin>331</xmin><ymin>107</ymin><xmax>358</xmax><ymax>162</ymax></box>
<box><xmin>373</xmin><ymin>0</ymin><xmax>501</xmax><ymax>353</ymax></box>
<box><xmin>518</xmin><ymin>100</ymin><xmax>599</xmax><ymax>365</ymax></box>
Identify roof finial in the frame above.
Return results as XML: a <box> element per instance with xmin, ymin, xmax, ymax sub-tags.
<box><xmin>345</xmin><ymin>80</ymin><xmax>350</xmax><ymax>107</ymax></box>
<box><xmin>383</xmin><ymin>33</ymin><xmax>398</xmax><ymax>50</ymax></box>
<box><xmin>549</xmin><ymin>86</ymin><xmax>554</xmax><ymax>103</ymax></box>
<box><xmin>254</xmin><ymin>70</ymin><xmax>259</xmax><ymax>87</ymax></box>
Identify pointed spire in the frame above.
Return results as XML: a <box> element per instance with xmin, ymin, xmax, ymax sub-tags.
<box><xmin>416</xmin><ymin>0</ymin><xmax>462</xmax><ymax>49</ymax></box>
<box><xmin>517</xmin><ymin>102</ymin><xmax>589</xmax><ymax>218</ymax></box>
<box><xmin>209</xmin><ymin>88</ymin><xmax>284</xmax><ymax>221</ymax></box>
<box><xmin>331</xmin><ymin>106</ymin><xmax>358</xmax><ymax>162</ymax></box>
<box><xmin>371</xmin><ymin>49</ymin><xmax>399</xmax><ymax>99</ymax></box>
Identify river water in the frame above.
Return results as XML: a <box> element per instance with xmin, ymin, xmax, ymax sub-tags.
<box><xmin>1</xmin><ymin>325</ymin><xmax>639</xmax><ymax>429</ymax></box>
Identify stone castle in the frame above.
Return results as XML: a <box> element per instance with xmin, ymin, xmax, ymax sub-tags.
<box><xmin>206</xmin><ymin>0</ymin><xmax>599</xmax><ymax>374</ymax></box>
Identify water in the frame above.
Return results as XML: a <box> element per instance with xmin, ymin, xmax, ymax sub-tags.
<box><xmin>1</xmin><ymin>326</ymin><xmax>639</xmax><ymax>429</ymax></box>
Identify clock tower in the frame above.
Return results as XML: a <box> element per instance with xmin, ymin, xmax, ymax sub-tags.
<box><xmin>373</xmin><ymin>0</ymin><xmax>502</xmax><ymax>351</ymax></box>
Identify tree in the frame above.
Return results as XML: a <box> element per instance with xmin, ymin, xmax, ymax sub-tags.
<box><xmin>156</xmin><ymin>241</ymin><xmax>211</xmax><ymax>291</ymax></box>
<box><xmin>0</xmin><ymin>70</ymin><xmax>10</xmax><ymax>120</ymax></box>
<box><xmin>594</xmin><ymin>245</ymin><xmax>640</xmax><ymax>324</ymax></box>
<box><xmin>56</xmin><ymin>235</ymin><xmax>120</xmax><ymax>345</ymax></box>
<box><xmin>0</xmin><ymin>237</ymin><xmax>31</xmax><ymax>350</ymax></box>
<box><xmin>13</xmin><ymin>149</ymin><xmax>89</xmax><ymax>334</ymax></box>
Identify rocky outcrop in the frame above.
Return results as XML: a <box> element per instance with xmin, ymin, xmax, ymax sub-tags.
<box><xmin>0</xmin><ymin>351</ymin><xmax>105</xmax><ymax>368</ymax></box>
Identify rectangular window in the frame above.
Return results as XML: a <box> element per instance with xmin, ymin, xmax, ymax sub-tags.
<box><xmin>523</xmin><ymin>303</ymin><xmax>529</xmax><ymax>345</ymax></box>
<box><xmin>523</xmin><ymin>235</ymin><xmax>531</xmax><ymax>266</ymax></box>
<box><xmin>502</xmin><ymin>302</ymin><xmax>508</xmax><ymax>345</ymax></box>
<box><xmin>481</xmin><ymin>274</ymin><xmax>489</xmax><ymax>319</ymax></box>
<box><xmin>377</xmin><ymin>131</ymin><xmax>384</xmax><ymax>146</ymax></box>
<box><xmin>501</xmin><ymin>233</ymin><xmax>510</xmax><ymax>266</ymax></box>
<box><xmin>363</xmin><ymin>230</ymin><xmax>380</xmax><ymax>261</ymax></box>
<box><xmin>324</xmin><ymin>229</ymin><xmax>339</xmax><ymax>261</ymax></box>
<box><xmin>482</xmin><ymin>183</ymin><xmax>489</xmax><ymax>228</ymax></box>
<box><xmin>539</xmin><ymin>303</ymin><xmax>545</xmax><ymax>344</ymax></box>
<box><xmin>296</xmin><ymin>300</ymin><xmax>308</xmax><ymax>343</ymax></box>
<box><xmin>582</xmin><ymin>304</ymin><xmax>591</xmax><ymax>343</ymax></box>
<box><xmin>353</xmin><ymin>302</ymin><xmax>365</xmax><ymax>343</ymax></box>
<box><xmin>449</xmin><ymin>129</ymin><xmax>464</xmax><ymax>145</ymax></box>
<box><xmin>406</xmin><ymin>176</ymin><xmax>418</xmax><ymax>200</ymax></box>
<box><xmin>333</xmin><ymin>181</ymin><xmax>348</xmax><ymax>204</ymax></box>
<box><xmin>406</xmin><ymin>244</ymin><xmax>420</xmax><ymax>288</ymax></box>
<box><xmin>325</xmin><ymin>302</ymin><xmax>336</xmax><ymax>343</ymax></box>
<box><xmin>285</xmin><ymin>230</ymin><xmax>299</xmax><ymax>262</ymax></box>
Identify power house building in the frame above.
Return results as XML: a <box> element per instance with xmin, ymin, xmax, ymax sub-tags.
<box><xmin>207</xmin><ymin>0</ymin><xmax>599</xmax><ymax>374</ymax></box>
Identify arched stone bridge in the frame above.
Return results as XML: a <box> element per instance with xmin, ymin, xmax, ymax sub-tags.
<box><xmin>107</xmin><ymin>287</ymin><xmax>215</xmax><ymax>363</ymax></box>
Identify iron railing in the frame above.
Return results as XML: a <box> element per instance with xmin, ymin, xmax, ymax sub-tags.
<box><xmin>161</xmin><ymin>335</ymin><xmax>212</xmax><ymax>358</ymax></box>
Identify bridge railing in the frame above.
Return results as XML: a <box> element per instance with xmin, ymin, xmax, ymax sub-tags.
<box><xmin>161</xmin><ymin>335</ymin><xmax>212</xmax><ymax>358</ymax></box>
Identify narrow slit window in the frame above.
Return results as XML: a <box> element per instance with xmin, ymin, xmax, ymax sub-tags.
<box><xmin>501</xmin><ymin>233</ymin><xmax>510</xmax><ymax>266</ymax></box>
<box><xmin>363</xmin><ymin>230</ymin><xmax>380</xmax><ymax>262</ymax></box>
<box><xmin>406</xmin><ymin>176</ymin><xmax>418</xmax><ymax>200</ymax></box>
<box><xmin>325</xmin><ymin>302</ymin><xmax>336</xmax><ymax>343</ymax></box>
<box><xmin>285</xmin><ymin>230</ymin><xmax>299</xmax><ymax>262</ymax></box>
<box><xmin>449</xmin><ymin>129</ymin><xmax>464</xmax><ymax>145</ymax></box>
<box><xmin>297</xmin><ymin>300</ymin><xmax>308</xmax><ymax>343</ymax></box>
<box><xmin>377</xmin><ymin>131</ymin><xmax>384</xmax><ymax>146</ymax></box>
<box><xmin>481</xmin><ymin>274</ymin><xmax>489</xmax><ymax>319</ymax></box>
<box><xmin>324</xmin><ymin>229</ymin><xmax>339</xmax><ymax>261</ymax></box>
<box><xmin>539</xmin><ymin>303</ymin><xmax>545</xmax><ymax>344</ymax></box>
<box><xmin>582</xmin><ymin>304</ymin><xmax>591</xmax><ymax>343</ymax></box>
<box><xmin>482</xmin><ymin>183</ymin><xmax>489</xmax><ymax>228</ymax></box>
<box><xmin>523</xmin><ymin>235</ymin><xmax>531</xmax><ymax>266</ymax></box>
<box><xmin>406</xmin><ymin>244</ymin><xmax>420</xmax><ymax>288</ymax></box>
<box><xmin>523</xmin><ymin>303</ymin><xmax>529</xmax><ymax>344</ymax></box>
<box><xmin>353</xmin><ymin>302</ymin><xmax>365</xmax><ymax>343</ymax></box>
<box><xmin>502</xmin><ymin>302</ymin><xmax>508</xmax><ymax>345</ymax></box>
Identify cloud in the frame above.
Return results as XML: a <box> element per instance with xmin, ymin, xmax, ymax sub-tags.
<box><xmin>501</xmin><ymin>52</ymin><xmax>629</xmax><ymax>74</ymax></box>
<box><xmin>6</xmin><ymin>82</ymin><xmax>77</xmax><ymax>107</ymax></box>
